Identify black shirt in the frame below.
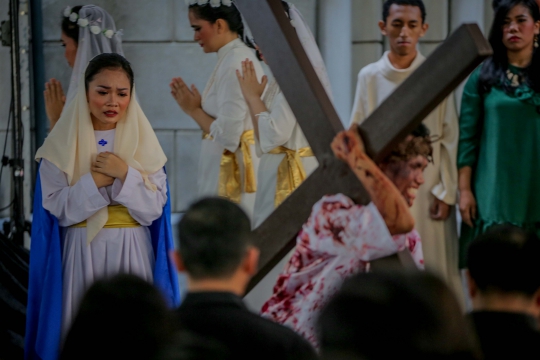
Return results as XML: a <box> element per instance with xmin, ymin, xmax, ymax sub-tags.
<box><xmin>469</xmin><ymin>311</ymin><xmax>540</xmax><ymax>359</ymax></box>
<box><xmin>174</xmin><ymin>292</ymin><xmax>318</xmax><ymax>360</ymax></box>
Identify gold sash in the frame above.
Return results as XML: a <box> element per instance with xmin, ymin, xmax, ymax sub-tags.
<box><xmin>268</xmin><ymin>146</ymin><xmax>314</xmax><ymax>207</ymax></box>
<box><xmin>203</xmin><ymin>130</ymin><xmax>257</xmax><ymax>204</ymax></box>
<box><xmin>71</xmin><ymin>205</ymin><xmax>140</xmax><ymax>228</ymax></box>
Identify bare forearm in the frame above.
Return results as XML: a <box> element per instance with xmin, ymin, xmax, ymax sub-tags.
<box><xmin>245</xmin><ymin>95</ymin><xmax>268</xmax><ymax>140</ymax></box>
<box><xmin>352</xmin><ymin>154</ymin><xmax>414</xmax><ymax>235</ymax></box>
<box><xmin>458</xmin><ymin>166</ymin><xmax>472</xmax><ymax>192</ymax></box>
<box><xmin>190</xmin><ymin>108</ymin><xmax>215</xmax><ymax>134</ymax></box>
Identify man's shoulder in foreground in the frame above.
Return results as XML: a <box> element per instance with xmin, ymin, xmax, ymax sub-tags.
<box><xmin>469</xmin><ymin>311</ymin><xmax>540</xmax><ymax>358</ymax></box>
<box><xmin>175</xmin><ymin>292</ymin><xmax>317</xmax><ymax>360</ymax></box>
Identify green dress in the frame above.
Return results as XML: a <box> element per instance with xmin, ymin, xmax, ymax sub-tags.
<box><xmin>458</xmin><ymin>64</ymin><xmax>540</xmax><ymax>266</ymax></box>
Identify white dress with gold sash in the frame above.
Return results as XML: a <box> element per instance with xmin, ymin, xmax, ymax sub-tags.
<box><xmin>39</xmin><ymin>129</ymin><xmax>167</xmax><ymax>335</ymax></box>
<box><xmin>197</xmin><ymin>39</ymin><xmax>263</xmax><ymax>219</ymax></box>
<box><xmin>252</xmin><ymin>80</ymin><xmax>318</xmax><ymax>227</ymax></box>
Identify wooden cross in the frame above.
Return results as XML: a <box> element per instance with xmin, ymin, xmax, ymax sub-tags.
<box><xmin>235</xmin><ymin>0</ymin><xmax>492</xmax><ymax>291</ymax></box>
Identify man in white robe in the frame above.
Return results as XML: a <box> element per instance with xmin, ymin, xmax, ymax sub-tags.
<box><xmin>350</xmin><ymin>0</ymin><xmax>462</xmax><ymax>302</ymax></box>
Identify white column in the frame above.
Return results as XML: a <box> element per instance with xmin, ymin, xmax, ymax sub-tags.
<box><xmin>450</xmin><ymin>0</ymin><xmax>488</xmax><ymax>110</ymax></box>
<box><xmin>317</xmin><ymin>0</ymin><xmax>352</xmax><ymax>125</ymax></box>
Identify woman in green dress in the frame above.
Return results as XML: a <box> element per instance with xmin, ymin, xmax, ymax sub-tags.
<box><xmin>458</xmin><ymin>0</ymin><xmax>540</xmax><ymax>265</ymax></box>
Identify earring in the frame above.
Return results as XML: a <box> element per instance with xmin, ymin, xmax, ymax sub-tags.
<box><xmin>535</xmin><ymin>34</ymin><xmax>539</xmax><ymax>49</ymax></box>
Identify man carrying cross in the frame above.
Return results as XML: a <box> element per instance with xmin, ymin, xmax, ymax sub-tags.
<box><xmin>260</xmin><ymin>124</ymin><xmax>431</xmax><ymax>346</ymax></box>
<box><xmin>350</xmin><ymin>0</ymin><xmax>462</xmax><ymax>304</ymax></box>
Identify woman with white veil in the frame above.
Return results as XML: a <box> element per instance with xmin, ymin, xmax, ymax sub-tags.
<box><xmin>236</xmin><ymin>1</ymin><xmax>333</xmax><ymax>227</ymax></box>
<box><xmin>26</xmin><ymin>54</ymin><xmax>179</xmax><ymax>360</ymax></box>
<box><xmin>44</xmin><ymin>5</ymin><xmax>123</xmax><ymax>130</ymax></box>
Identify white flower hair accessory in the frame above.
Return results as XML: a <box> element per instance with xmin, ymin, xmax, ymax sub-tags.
<box><xmin>63</xmin><ymin>6</ymin><xmax>121</xmax><ymax>39</ymax></box>
<box><xmin>77</xmin><ymin>18</ymin><xmax>88</xmax><ymax>27</ymax></box>
<box><xmin>90</xmin><ymin>25</ymin><xmax>101</xmax><ymax>34</ymax></box>
<box><xmin>63</xmin><ymin>6</ymin><xmax>72</xmax><ymax>17</ymax></box>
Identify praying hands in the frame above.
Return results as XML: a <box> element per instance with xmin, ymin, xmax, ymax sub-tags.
<box><xmin>44</xmin><ymin>78</ymin><xmax>66</xmax><ymax>130</ymax></box>
<box><xmin>92</xmin><ymin>151</ymin><xmax>128</xmax><ymax>184</ymax></box>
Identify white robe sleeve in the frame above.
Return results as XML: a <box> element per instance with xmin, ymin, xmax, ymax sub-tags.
<box><xmin>209</xmin><ymin>59</ymin><xmax>261</xmax><ymax>153</ymax></box>
<box><xmin>111</xmin><ymin>166</ymin><xmax>167</xmax><ymax>226</ymax></box>
<box><xmin>258</xmin><ymin>92</ymin><xmax>297</xmax><ymax>153</ymax></box>
<box><xmin>431</xmin><ymin>95</ymin><xmax>459</xmax><ymax>205</ymax></box>
<box><xmin>40</xmin><ymin>159</ymin><xmax>110</xmax><ymax>227</ymax></box>
<box><xmin>349</xmin><ymin>70</ymin><xmax>368</xmax><ymax>126</ymax></box>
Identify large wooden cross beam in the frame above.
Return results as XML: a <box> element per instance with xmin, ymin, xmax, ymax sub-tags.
<box><xmin>235</xmin><ymin>0</ymin><xmax>492</xmax><ymax>291</ymax></box>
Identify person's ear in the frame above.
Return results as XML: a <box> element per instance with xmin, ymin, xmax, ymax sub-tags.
<box><xmin>242</xmin><ymin>246</ymin><xmax>260</xmax><ymax>276</ymax></box>
<box><xmin>531</xmin><ymin>287</ymin><xmax>540</xmax><ymax>317</ymax></box>
<box><xmin>215</xmin><ymin>18</ymin><xmax>228</xmax><ymax>34</ymax></box>
<box><xmin>171</xmin><ymin>250</ymin><xmax>186</xmax><ymax>272</ymax></box>
<box><xmin>420</xmin><ymin>22</ymin><xmax>429</xmax><ymax>38</ymax></box>
<box><xmin>534</xmin><ymin>20</ymin><xmax>540</xmax><ymax>35</ymax></box>
<box><xmin>378</xmin><ymin>20</ymin><xmax>387</xmax><ymax>36</ymax></box>
<box><xmin>465</xmin><ymin>269</ymin><xmax>478</xmax><ymax>299</ymax></box>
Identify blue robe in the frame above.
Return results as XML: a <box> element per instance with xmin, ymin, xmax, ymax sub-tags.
<box><xmin>25</xmin><ymin>166</ymin><xmax>180</xmax><ymax>360</ymax></box>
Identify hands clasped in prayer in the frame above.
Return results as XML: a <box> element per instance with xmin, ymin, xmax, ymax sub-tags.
<box><xmin>91</xmin><ymin>151</ymin><xmax>128</xmax><ymax>187</ymax></box>
<box><xmin>236</xmin><ymin>59</ymin><xmax>268</xmax><ymax>102</ymax></box>
<box><xmin>170</xmin><ymin>77</ymin><xmax>202</xmax><ymax>117</ymax></box>
<box><xmin>44</xmin><ymin>78</ymin><xmax>66</xmax><ymax>128</ymax></box>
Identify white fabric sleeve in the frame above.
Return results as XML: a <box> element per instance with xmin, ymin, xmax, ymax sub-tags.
<box><xmin>349</xmin><ymin>71</ymin><xmax>367</xmax><ymax>126</ymax></box>
<box><xmin>431</xmin><ymin>94</ymin><xmax>459</xmax><ymax>205</ymax></box>
<box><xmin>209</xmin><ymin>60</ymin><xmax>259</xmax><ymax>153</ymax></box>
<box><xmin>303</xmin><ymin>195</ymin><xmax>397</xmax><ymax>260</ymax></box>
<box><xmin>258</xmin><ymin>92</ymin><xmax>297</xmax><ymax>153</ymax></box>
<box><xmin>111</xmin><ymin>167</ymin><xmax>167</xmax><ymax>226</ymax></box>
<box><xmin>40</xmin><ymin>159</ymin><xmax>110</xmax><ymax>227</ymax></box>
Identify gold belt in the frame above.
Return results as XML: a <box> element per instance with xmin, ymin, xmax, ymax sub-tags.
<box><xmin>267</xmin><ymin>146</ymin><xmax>314</xmax><ymax>207</ymax></box>
<box><xmin>203</xmin><ymin>130</ymin><xmax>257</xmax><ymax>204</ymax></box>
<box><xmin>71</xmin><ymin>205</ymin><xmax>140</xmax><ymax>228</ymax></box>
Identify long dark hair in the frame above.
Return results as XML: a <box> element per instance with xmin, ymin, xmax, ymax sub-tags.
<box><xmin>479</xmin><ymin>0</ymin><xmax>540</xmax><ymax>95</ymax></box>
<box><xmin>61</xmin><ymin>5</ymin><xmax>83</xmax><ymax>43</ymax></box>
<box><xmin>188</xmin><ymin>3</ymin><xmax>254</xmax><ymax>49</ymax></box>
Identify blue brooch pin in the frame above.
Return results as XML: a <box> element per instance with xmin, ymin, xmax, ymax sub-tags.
<box><xmin>98</xmin><ymin>139</ymin><xmax>108</xmax><ymax>147</ymax></box>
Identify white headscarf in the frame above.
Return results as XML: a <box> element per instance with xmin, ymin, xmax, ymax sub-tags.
<box><xmin>287</xmin><ymin>3</ymin><xmax>334</xmax><ymax>101</ymax></box>
<box><xmin>36</xmin><ymin>63</ymin><xmax>167</xmax><ymax>243</ymax></box>
<box><xmin>65</xmin><ymin>5</ymin><xmax>124</xmax><ymax>106</ymax></box>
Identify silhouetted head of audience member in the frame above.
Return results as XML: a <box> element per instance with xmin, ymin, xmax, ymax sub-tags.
<box><xmin>59</xmin><ymin>274</ymin><xmax>172</xmax><ymax>360</ymax></box>
<box><xmin>317</xmin><ymin>271</ymin><xmax>480</xmax><ymax>360</ymax></box>
<box><xmin>466</xmin><ymin>224</ymin><xmax>540</xmax><ymax>317</ymax></box>
<box><xmin>174</xmin><ymin>197</ymin><xmax>258</xmax><ymax>295</ymax></box>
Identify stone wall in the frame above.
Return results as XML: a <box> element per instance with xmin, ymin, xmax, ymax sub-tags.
<box><xmin>0</xmin><ymin>0</ymin><xmax>495</xmax><ymax>217</ymax></box>
<box><xmin>37</xmin><ymin>0</ymin><xmax>315</xmax><ymax>214</ymax></box>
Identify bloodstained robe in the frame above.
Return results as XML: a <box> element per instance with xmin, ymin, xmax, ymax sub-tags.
<box><xmin>261</xmin><ymin>194</ymin><xmax>423</xmax><ymax>346</ymax></box>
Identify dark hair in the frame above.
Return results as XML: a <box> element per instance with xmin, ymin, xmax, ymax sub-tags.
<box><xmin>177</xmin><ymin>197</ymin><xmax>252</xmax><ymax>280</ymax></box>
<box><xmin>61</xmin><ymin>5</ymin><xmax>83</xmax><ymax>44</ymax></box>
<box><xmin>156</xmin><ymin>330</ymin><xmax>232</xmax><ymax>360</ymax></box>
<box><xmin>59</xmin><ymin>274</ymin><xmax>172</xmax><ymax>360</ymax></box>
<box><xmin>380</xmin><ymin>123</ymin><xmax>433</xmax><ymax>164</ymax></box>
<box><xmin>189</xmin><ymin>3</ymin><xmax>255</xmax><ymax>49</ymax></box>
<box><xmin>382</xmin><ymin>0</ymin><xmax>426</xmax><ymax>23</ymax></box>
<box><xmin>479</xmin><ymin>0</ymin><xmax>540</xmax><ymax>96</ymax></box>
<box><xmin>84</xmin><ymin>53</ymin><xmax>134</xmax><ymax>92</ymax></box>
<box><xmin>467</xmin><ymin>224</ymin><xmax>540</xmax><ymax>297</ymax></box>
<box><xmin>318</xmin><ymin>271</ymin><xmax>480</xmax><ymax>360</ymax></box>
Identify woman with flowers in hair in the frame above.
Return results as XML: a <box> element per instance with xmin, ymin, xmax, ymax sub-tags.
<box><xmin>44</xmin><ymin>5</ymin><xmax>123</xmax><ymax>130</ymax></box>
<box><xmin>26</xmin><ymin>53</ymin><xmax>180</xmax><ymax>360</ymax></box>
<box><xmin>170</xmin><ymin>0</ymin><xmax>264</xmax><ymax>218</ymax></box>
